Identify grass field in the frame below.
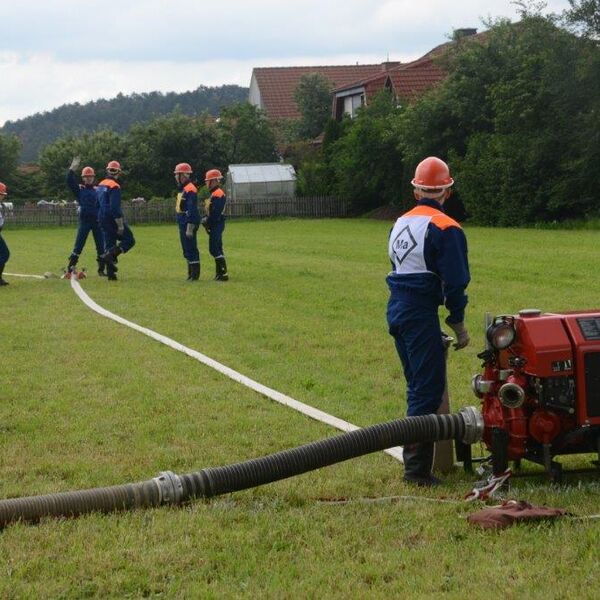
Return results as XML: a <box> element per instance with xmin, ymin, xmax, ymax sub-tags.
<box><xmin>0</xmin><ymin>219</ymin><xmax>599</xmax><ymax>599</ymax></box>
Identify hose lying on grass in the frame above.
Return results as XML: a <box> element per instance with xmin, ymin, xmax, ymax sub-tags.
<box><xmin>0</xmin><ymin>407</ymin><xmax>483</xmax><ymax>528</ymax></box>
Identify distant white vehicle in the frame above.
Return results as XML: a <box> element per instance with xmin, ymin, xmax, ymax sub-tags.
<box><xmin>1</xmin><ymin>202</ymin><xmax>14</xmax><ymax>210</ymax></box>
<box><xmin>131</xmin><ymin>197</ymin><xmax>146</xmax><ymax>204</ymax></box>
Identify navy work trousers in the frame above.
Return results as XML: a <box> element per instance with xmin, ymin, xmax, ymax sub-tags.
<box><xmin>71</xmin><ymin>215</ymin><xmax>104</xmax><ymax>258</ymax></box>
<box><xmin>101</xmin><ymin>218</ymin><xmax>135</xmax><ymax>253</ymax></box>
<box><xmin>0</xmin><ymin>231</ymin><xmax>9</xmax><ymax>265</ymax></box>
<box><xmin>387</xmin><ymin>298</ymin><xmax>445</xmax><ymax>417</ymax></box>
<box><xmin>178</xmin><ymin>221</ymin><xmax>200</xmax><ymax>264</ymax></box>
<box><xmin>208</xmin><ymin>220</ymin><xmax>225</xmax><ymax>258</ymax></box>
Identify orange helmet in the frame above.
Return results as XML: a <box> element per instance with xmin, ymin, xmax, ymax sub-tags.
<box><xmin>411</xmin><ymin>157</ymin><xmax>453</xmax><ymax>190</ymax></box>
<box><xmin>0</xmin><ymin>182</ymin><xmax>7</xmax><ymax>195</ymax></box>
<box><xmin>106</xmin><ymin>160</ymin><xmax>122</xmax><ymax>172</ymax></box>
<box><xmin>174</xmin><ymin>162</ymin><xmax>193</xmax><ymax>174</ymax></box>
<box><xmin>205</xmin><ymin>168</ymin><xmax>222</xmax><ymax>182</ymax></box>
<box><xmin>81</xmin><ymin>166</ymin><xmax>95</xmax><ymax>177</ymax></box>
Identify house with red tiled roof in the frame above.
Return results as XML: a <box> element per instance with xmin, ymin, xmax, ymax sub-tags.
<box><xmin>332</xmin><ymin>28</ymin><xmax>482</xmax><ymax>120</ymax></box>
<box><xmin>249</xmin><ymin>64</ymin><xmax>400</xmax><ymax>120</ymax></box>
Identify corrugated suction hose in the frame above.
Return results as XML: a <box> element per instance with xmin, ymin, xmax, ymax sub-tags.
<box><xmin>0</xmin><ymin>407</ymin><xmax>483</xmax><ymax>527</ymax></box>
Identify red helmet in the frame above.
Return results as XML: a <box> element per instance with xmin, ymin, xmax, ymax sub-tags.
<box><xmin>81</xmin><ymin>166</ymin><xmax>95</xmax><ymax>177</ymax></box>
<box><xmin>106</xmin><ymin>160</ymin><xmax>122</xmax><ymax>172</ymax></box>
<box><xmin>0</xmin><ymin>182</ymin><xmax>7</xmax><ymax>195</ymax></box>
<box><xmin>174</xmin><ymin>162</ymin><xmax>193</xmax><ymax>174</ymax></box>
<box><xmin>411</xmin><ymin>157</ymin><xmax>454</xmax><ymax>190</ymax></box>
<box><xmin>205</xmin><ymin>168</ymin><xmax>222</xmax><ymax>182</ymax></box>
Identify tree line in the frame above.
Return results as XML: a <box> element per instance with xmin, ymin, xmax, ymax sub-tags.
<box><xmin>1</xmin><ymin>85</ymin><xmax>248</xmax><ymax>163</ymax></box>
<box><xmin>0</xmin><ymin>103</ymin><xmax>277</xmax><ymax>202</ymax></box>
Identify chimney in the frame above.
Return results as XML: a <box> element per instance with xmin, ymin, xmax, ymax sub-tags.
<box><xmin>453</xmin><ymin>28</ymin><xmax>478</xmax><ymax>39</ymax></box>
<box><xmin>380</xmin><ymin>61</ymin><xmax>401</xmax><ymax>72</ymax></box>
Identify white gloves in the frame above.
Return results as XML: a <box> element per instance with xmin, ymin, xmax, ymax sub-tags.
<box><xmin>69</xmin><ymin>156</ymin><xmax>81</xmax><ymax>171</ymax></box>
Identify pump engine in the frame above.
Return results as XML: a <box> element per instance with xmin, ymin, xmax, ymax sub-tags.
<box><xmin>466</xmin><ymin>309</ymin><xmax>600</xmax><ymax>479</ymax></box>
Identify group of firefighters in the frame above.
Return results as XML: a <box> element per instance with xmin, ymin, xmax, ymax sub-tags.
<box><xmin>0</xmin><ymin>159</ymin><xmax>228</xmax><ymax>284</ymax></box>
<box><xmin>0</xmin><ymin>155</ymin><xmax>469</xmax><ymax>487</ymax></box>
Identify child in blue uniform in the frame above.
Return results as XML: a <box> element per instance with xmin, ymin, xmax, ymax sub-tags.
<box><xmin>387</xmin><ymin>157</ymin><xmax>470</xmax><ymax>486</ymax></box>
<box><xmin>65</xmin><ymin>157</ymin><xmax>105</xmax><ymax>275</ymax></box>
<box><xmin>173</xmin><ymin>162</ymin><xmax>200</xmax><ymax>281</ymax></box>
<box><xmin>97</xmin><ymin>160</ymin><xmax>136</xmax><ymax>281</ymax></box>
<box><xmin>202</xmin><ymin>169</ymin><xmax>228</xmax><ymax>281</ymax></box>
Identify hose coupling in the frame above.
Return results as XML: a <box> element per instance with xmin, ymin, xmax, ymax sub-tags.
<box><xmin>459</xmin><ymin>406</ymin><xmax>484</xmax><ymax>444</ymax></box>
<box><xmin>153</xmin><ymin>471</ymin><xmax>184</xmax><ymax>505</ymax></box>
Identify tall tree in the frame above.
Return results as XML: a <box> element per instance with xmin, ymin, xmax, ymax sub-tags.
<box><xmin>217</xmin><ymin>103</ymin><xmax>277</xmax><ymax>164</ymax></box>
<box><xmin>564</xmin><ymin>0</ymin><xmax>600</xmax><ymax>38</ymax></box>
<box><xmin>0</xmin><ymin>132</ymin><xmax>20</xmax><ymax>186</ymax></box>
<box><xmin>328</xmin><ymin>91</ymin><xmax>404</xmax><ymax>210</ymax></box>
<box><xmin>39</xmin><ymin>130</ymin><xmax>127</xmax><ymax>198</ymax></box>
<box><xmin>126</xmin><ymin>113</ymin><xmax>225</xmax><ymax>198</ymax></box>
<box><xmin>294</xmin><ymin>73</ymin><xmax>333</xmax><ymax>139</ymax></box>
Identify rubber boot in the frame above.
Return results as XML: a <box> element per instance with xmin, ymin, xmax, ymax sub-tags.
<box><xmin>214</xmin><ymin>257</ymin><xmax>229</xmax><ymax>281</ymax></box>
<box><xmin>67</xmin><ymin>253</ymin><xmax>79</xmax><ymax>273</ymax></box>
<box><xmin>106</xmin><ymin>261</ymin><xmax>118</xmax><ymax>281</ymax></box>
<box><xmin>102</xmin><ymin>247</ymin><xmax>122</xmax><ymax>281</ymax></box>
<box><xmin>97</xmin><ymin>256</ymin><xmax>106</xmax><ymax>277</ymax></box>
<box><xmin>102</xmin><ymin>246</ymin><xmax>123</xmax><ymax>267</ymax></box>
<box><xmin>402</xmin><ymin>443</ymin><xmax>442</xmax><ymax>487</ymax></box>
<box><xmin>0</xmin><ymin>263</ymin><xmax>8</xmax><ymax>286</ymax></box>
<box><xmin>189</xmin><ymin>263</ymin><xmax>200</xmax><ymax>281</ymax></box>
<box><xmin>186</xmin><ymin>263</ymin><xmax>192</xmax><ymax>281</ymax></box>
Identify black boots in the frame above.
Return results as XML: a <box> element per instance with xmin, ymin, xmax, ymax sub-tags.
<box><xmin>214</xmin><ymin>257</ymin><xmax>229</xmax><ymax>281</ymax></box>
<box><xmin>402</xmin><ymin>443</ymin><xmax>442</xmax><ymax>487</ymax></box>
<box><xmin>67</xmin><ymin>253</ymin><xmax>79</xmax><ymax>272</ymax></box>
<box><xmin>0</xmin><ymin>263</ymin><xmax>8</xmax><ymax>286</ymax></box>
<box><xmin>102</xmin><ymin>246</ymin><xmax>122</xmax><ymax>281</ymax></box>
<box><xmin>97</xmin><ymin>256</ymin><xmax>106</xmax><ymax>277</ymax></box>
<box><xmin>106</xmin><ymin>262</ymin><xmax>118</xmax><ymax>281</ymax></box>
<box><xmin>102</xmin><ymin>246</ymin><xmax>123</xmax><ymax>264</ymax></box>
<box><xmin>188</xmin><ymin>263</ymin><xmax>200</xmax><ymax>281</ymax></box>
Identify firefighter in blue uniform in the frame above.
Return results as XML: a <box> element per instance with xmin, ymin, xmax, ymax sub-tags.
<box><xmin>202</xmin><ymin>169</ymin><xmax>228</xmax><ymax>281</ymax></box>
<box><xmin>387</xmin><ymin>157</ymin><xmax>470</xmax><ymax>486</ymax></box>
<box><xmin>65</xmin><ymin>157</ymin><xmax>106</xmax><ymax>276</ymax></box>
<box><xmin>97</xmin><ymin>160</ymin><xmax>136</xmax><ymax>281</ymax></box>
<box><xmin>174</xmin><ymin>162</ymin><xmax>200</xmax><ymax>281</ymax></box>
<box><xmin>0</xmin><ymin>182</ymin><xmax>10</xmax><ymax>286</ymax></box>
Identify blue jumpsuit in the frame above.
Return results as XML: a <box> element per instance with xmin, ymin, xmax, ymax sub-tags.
<box><xmin>386</xmin><ymin>198</ymin><xmax>470</xmax><ymax>417</ymax></box>
<box><xmin>176</xmin><ymin>182</ymin><xmax>200</xmax><ymax>265</ymax></box>
<box><xmin>96</xmin><ymin>177</ymin><xmax>135</xmax><ymax>254</ymax></box>
<box><xmin>66</xmin><ymin>170</ymin><xmax>104</xmax><ymax>266</ymax></box>
<box><xmin>204</xmin><ymin>187</ymin><xmax>227</xmax><ymax>258</ymax></box>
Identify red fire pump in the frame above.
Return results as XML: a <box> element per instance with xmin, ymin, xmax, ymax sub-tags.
<box><xmin>461</xmin><ymin>309</ymin><xmax>600</xmax><ymax>480</ymax></box>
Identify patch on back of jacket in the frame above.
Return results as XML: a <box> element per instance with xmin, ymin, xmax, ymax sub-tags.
<box><xmin>391</xmin><ymin>225</ymin><xmax>417</xmax><ymax>266</ymax></box>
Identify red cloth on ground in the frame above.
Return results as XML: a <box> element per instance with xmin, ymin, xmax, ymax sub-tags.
<box><xmin>468</xmin><ymin>500</ymin><xmax>567</xmax><ymax>529</ymax></box>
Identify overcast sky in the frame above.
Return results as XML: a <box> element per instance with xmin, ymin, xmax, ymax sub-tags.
<box><xmin>0</xmin><ymin>0</ymin><xmax>570</xmax><ymax>125</ymax></box>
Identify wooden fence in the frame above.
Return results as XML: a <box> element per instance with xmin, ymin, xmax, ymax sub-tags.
<box><xmin>3</xmin><ymin>196</ymin><xmax>353</xmax><ymax>227</ymax></box>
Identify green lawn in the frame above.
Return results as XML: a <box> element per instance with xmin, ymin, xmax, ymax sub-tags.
<box><xmin>0</xmin><ymin>220</ymin><xmax>599</xmax><ymax>598</ymax></box>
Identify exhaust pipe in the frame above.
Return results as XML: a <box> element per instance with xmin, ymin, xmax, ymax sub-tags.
<box><xmin>0</xmin><ymin>407</ymin><xmax>483</xmax><ymax>528</ymax></box>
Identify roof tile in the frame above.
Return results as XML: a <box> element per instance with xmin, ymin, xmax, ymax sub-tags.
<box><xmin>253</xmin><ymin>65</ymin><xmax>384</xmax><ymax>119</ymax></box>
